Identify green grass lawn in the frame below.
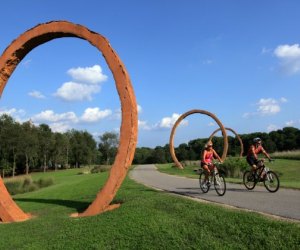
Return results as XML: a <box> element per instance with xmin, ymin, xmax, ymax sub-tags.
<box><xmin>1</xmin><ymin>168</ymin><xmax>299</xmax><ymax>249</ymax></box>
<box><xmin>157</xmin><ymin>159</ymin><xmax>300</xmax><ymax>189</ymax></box>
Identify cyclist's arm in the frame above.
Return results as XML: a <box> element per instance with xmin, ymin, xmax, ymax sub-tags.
<box><xmin>261</xmin><ymin>147</ymin><xmax>271</xmax><ymax>161</ymax></box>
<box><xmin>213</xmin><ymin>149</ymin><xmax>223</xmax><ymax>163</ymax></box>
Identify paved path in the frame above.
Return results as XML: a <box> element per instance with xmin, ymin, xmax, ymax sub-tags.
<box><xmin>130</xmin><ymin>164</ymin><xmax>300</xmax><ymax>221</ymax></box>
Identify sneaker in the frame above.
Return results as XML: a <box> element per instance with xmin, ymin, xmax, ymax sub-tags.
<box><xmin>207</xmin><ymin>181</ymin><xmax>211</xmax><ymax>187</ymax></box>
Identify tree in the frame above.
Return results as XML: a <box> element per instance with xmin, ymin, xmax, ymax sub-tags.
<box><xmin>38</xmin><ymin>124</ymin><xmax>54</xmax><ymax>172</ymax></box>
<box><xmin>19</xmin><ymin>121</ymin><xmax>39</xmax><ymax>174</ymax></box>
<box><xmin>98</xmin><ymin>132</ymin><xmax>119</xmax><ymax>165</ymax></box>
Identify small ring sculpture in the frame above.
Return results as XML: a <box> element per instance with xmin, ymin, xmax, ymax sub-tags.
<box><xmin>169</xmin><ymin>109</ymin><xmax>228</xmax><ymax>169</ymax></box>
<box><xmin>208</xmin><ymin>127</ymin><xmax>244</xmax><ymax>157</ymax></box>
<box><xmin>0</xmin><ymin>21</ymin><xmax>138</xmax><ymax>222</ymax></box>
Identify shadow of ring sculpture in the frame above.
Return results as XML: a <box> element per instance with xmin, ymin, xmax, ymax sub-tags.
<box><xmin>169</xmin><ymin>109</ymin><xmax>228</xmax><ymax>169</ymax></box>
<box><xmin>208</xmin><ymin>127</ymin><xmax>244</xmax><ymax>157</ymax></box>
<box><xmin>0</xmin><ymin>21</ymin><xmax>138</xmax><ymax>223</ymax></box>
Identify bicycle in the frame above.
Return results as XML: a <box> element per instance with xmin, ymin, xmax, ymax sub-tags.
<box><xmin>198</xmin><ymin>162</ymin><xmax>226</xmax><ymax>196</ymax></box>
<box><xmin>243</xmin><ymin>159</ymin><xmax>279</xmax><ymax>193</ymax></box>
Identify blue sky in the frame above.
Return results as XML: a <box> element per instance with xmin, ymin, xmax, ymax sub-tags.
<box><xmin>0</xmin><ymin>0</ymin><xmax>299</xmax><ymax>147</ymax></box>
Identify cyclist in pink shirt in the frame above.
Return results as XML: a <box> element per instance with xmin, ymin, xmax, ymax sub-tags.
<box><xmin>201</xmin><ymin>140</ymin><xmax>222</xmax><ymax>184</ymax></box>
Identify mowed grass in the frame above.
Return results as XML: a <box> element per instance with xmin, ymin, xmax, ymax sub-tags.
<box><xmin>0</xmin><ymin>168</ymin><xmax>299</xmax><ymax>249</ymax></box>
<box><xmin>157</xmin><ymin>159</ymin><xmax>300</xmax><ymax>189</ymax></box>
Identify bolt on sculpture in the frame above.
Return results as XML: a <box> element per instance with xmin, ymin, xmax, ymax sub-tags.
<box><xmin>0</xmin><ymin>21</ymin><xmax>138</xmax><ymax>222</ymax></box>
<box><xmin>169</xmin><ymin>109</ymin><xmax>228</xmax><ymax>169</ymax></box>
<box><xmin>208</xmin><ymin>127</ymin><xmax>244</xmax><ymax>157</ymax></box>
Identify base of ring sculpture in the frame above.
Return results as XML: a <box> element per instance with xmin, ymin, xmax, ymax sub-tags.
<box><xmin>0</xmin><ymin>21</ymin><xmax>137</xmax><ymax>223</ymax></box>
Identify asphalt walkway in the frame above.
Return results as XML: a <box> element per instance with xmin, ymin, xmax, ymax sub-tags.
<box><xmin>130</xmin><ymin>164</ymin><xmax>300</xmax><ymax>221</ymax></box>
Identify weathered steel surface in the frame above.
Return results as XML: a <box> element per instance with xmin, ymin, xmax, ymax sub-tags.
<box><xmin>169</xmin><ymin>109</ymin><xmax>228</xmax><ymax>169</ymax></box>
<box><xmin>0</xmin><ymin>21</ymin><xmax>138</xmax><ymax>222</ymax></box>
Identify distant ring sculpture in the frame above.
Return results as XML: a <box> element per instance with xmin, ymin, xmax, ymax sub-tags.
<box><xmin>0</xmin><ymin>21</ymin><xmax>138</xmax><ymax>222</ymax></box>
<box><xmin>208</xmin><ymin>127</ymin><xmax>244</xmax><ymax>157</ymax></box>
<box><xmin>169</xmin><ymin>109</ymin><xmax>228</xmax><ymax>169</ymax></box>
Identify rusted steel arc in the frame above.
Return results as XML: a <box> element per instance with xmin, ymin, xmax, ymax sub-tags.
<box><xmin>208</xmin><ymin>127</ymin><xmax>244</xmax><ymax>157</ymax></box>
<box><xmin>169</xmin><ymin>109</ymin><xmax>228</xmax><ymax>169</ymax></box>
<box><xmin>0</xmin><ymin>21</ymin><xmax>138</xmax><ymax>222</ymax></box>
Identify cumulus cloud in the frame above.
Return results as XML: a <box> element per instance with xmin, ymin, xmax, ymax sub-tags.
<box><xmin>67</xmin><ymin>65</ymin><xmax>107</xmax><ymax>84</ymax></box>
<box><xmin>49</xmin><ymin>122</ymin><xmax>71</xmax><ymax>133</ymax></box>
<box><xmin>267</xmin><ymin>124</ymin><xmax>279</xmax><ymax>132</ymax></box>
<box><xmin>54</xmin><ymin>82</ymin><xmax>100</xmax><ymax>101</ymax></box>
<box><xmin>80</xmin><ymin>107</ymin><xmax>112</xmax><ymax>123</ymax></box>
<box><xmin>28</xmin><ymin>90</ymin><xmax>46</xmax><ymax>99</ymax></box>
<box><xmin>138</xmin><ymin>120</ymin><xmax>151</xmax><ymax>130</ymax></box>
<box><xmin>243</xmin><ymin>97</ymin><xmax>287</xmax><ymax>118</ymax></box>
<box><xmin>257</xmin><ymin>98</ymin><xmax>281</xmax><ymax>115</ymax></box>
<box><xmin>55</xmin><ymin>65</ymin><xmax>107</xmax><ymax>102</ymax></box>
<box><xmin>156</xmin><ymin>113</ymin><xmax>188</xmax><ymax>129</ymax></box>
<box><xmin>137</xmin><ymin>105</ymin><xmax>142</xmax><ymax>113</ymax></box>
<box><xmin>31</xmin><ymin>110</ymin><xmax>78</xmax><ymax>123</ymax></box>
<box><xmin>208</xmin><ymin>122</ymin><xmax>215</xmax><ymax>127</ymax></box>
<box><xmin>0</xmin><ymin>108</ymin><xmax>26</xmax><ymax>122</ymax></box>
<box><xmin>285</xmin><ymin>120</ymin><xmax>295</xmax><ymax>126</ymax></box>
<box><xmin>274</xmin><ymin>44</ymin><xmax>300</xmax><ymax>75</ymax></box>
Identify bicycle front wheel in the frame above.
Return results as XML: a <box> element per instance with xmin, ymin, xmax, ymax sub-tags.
<box><xmin>243</xmin><ymin>171</ymin><xmax>256</xmax><ymax>190</ymax></box>
<box><xmin>199</xmin><ymin>172</ymin><xmax>210</xmax><ymax>193</ymax></box>
<box><xmin>214</xmin><ymin>173</ymin><xmax>226</xmax><ymax>196</ymax></box>
<box><xmin>264</xmin><ymin>171</ymin><xmax>280</xmax><ymax>193</ymax></box>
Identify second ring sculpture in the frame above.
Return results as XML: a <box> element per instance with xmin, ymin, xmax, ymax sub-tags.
<box><xmin>169</xmin><ymin>109</ymin><xmax>228</xmax><ymax>169</ymax></box>
<box><xmin>208</xmin><ymin>127</ymin><xmax>244</xmax><ymax>157</ymax></box>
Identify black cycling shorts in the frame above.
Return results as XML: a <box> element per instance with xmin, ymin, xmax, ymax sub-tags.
<box><xmin>246</xmin><ymin>155</ymin><xmax>259</xmax><ymax>166</ymax></box>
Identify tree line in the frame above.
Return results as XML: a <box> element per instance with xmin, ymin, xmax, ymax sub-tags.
<box><xmin>1</xmin><ymin>113</ymin><xmax>300</xmax><ymax>177</ymax></box>
<box><xmin>0</xmin><ymin>114</ymin><xmax>118</xmax><ymax>177</ymax></box>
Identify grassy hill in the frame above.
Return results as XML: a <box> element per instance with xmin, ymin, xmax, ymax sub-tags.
<box><xmin>0</xmin><ymin>168</ymin><xmax>299</xmax><ymax>249</ymax></box>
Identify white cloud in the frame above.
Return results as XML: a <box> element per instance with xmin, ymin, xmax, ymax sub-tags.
<box><xmin>49</xmin><ymin>122</ymin><xmax>71</xmax><ymax>133</ymax></box>
<box><xmin>67</xmin><ymin>65</ymin><xmax>108</xmax><ymax>84</ymax></box>
<box><xmin>137</xmin><ymin>105</ymin><xmax>142</xmax><ymax>113</ymax></box>
<box><xmin>31</xmin><ymin>110</ymin><xmax>78</xmax><ymax>123</ymax></box>
<box><xmin>0</xmin><ymin>108</ymin><xmax>26</xmax><ymax>123</ymax></box>
<box><xmin>208</xmin><ymin>122</ymin><xmax>215</xmax><ymax>127</ymax></box>
<box><xmin>138</xmin><ymin>120</ymin><xmax>151</xmax><ymax>130</ymax></box>
<box><xmin>80</xmin><ymin>107</ymin><xmax>112</xmax><ymax>123</ymax></box>
<box><xmin>54</xmin><ymin>82</ymin><xmax>100</xmax><ymax>101</ymax></box>
<box><xmin>267</xmin><ymin>124</ymin><xmax>279</xmax><ymax>132</ymax></box>
<box><xmin>243</xmin><ymin>97</ymin><xmax>287</xmax><ymax>118</ymax></box>
<box><xmin>28</xmin><ymin>90</ymin><xmax>46</xmax><ymax>99</ymax></box>
<box><xmin>0</xmin><ymin>108</ymin><xmax>26</xmax><ymax>117</ymax></box>
<box><xmin>274</xmin><ymin>44</ymin><xmax>300</xmax><ymax>75</ymax></box>
<box><xmin>156</xmin><ymin>113</ymin><xmax>188</xmax><ymax>129</ymax></box>
<box><xmin>257</xmin><ymin>98</ymin><xmax>281</xmax><ymax>115</ymax></box>
<box><xmin>285</xmin><ymin>120</ymin><xmax>295</xmax><ymax>126</ymax></box>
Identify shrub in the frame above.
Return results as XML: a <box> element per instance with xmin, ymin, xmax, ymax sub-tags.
<box><xmin>5</xmin><ymin>176</ymin><xmax>54</xmax><ymax>195</ymax></box>
<box><xmin>271</xmin><ymin>150</ymin><xmax>300</xmax><ymax>160</ymax></box>
<box><xmin>91</xmin><ymin>165</ymin><xmax>111</xmax><ymax>173</ymax></box>
<box><xmin>219</xmin><ymin>157</ymin><xmax>248</xmax><ymax>178</ymax></box>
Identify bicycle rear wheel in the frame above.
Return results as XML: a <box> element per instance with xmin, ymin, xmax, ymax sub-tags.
<box><xmin>243</xmin><ymin>171</ymin><xmax>256</xmax><ymax>190</ymax></box>
<box><xmin>199</xmin><ymin>172</ymin><xmax>210</xmax><ymax>193</ymax></box>
<box><xmin>214</xmin><ymin>173</ymin><xmax>226</xmax><ymax>196</ymax></box>
<box><xmin>264</xmin><ymin>171</ymin><xmax>280</xmax><ymax>193</ymax></box>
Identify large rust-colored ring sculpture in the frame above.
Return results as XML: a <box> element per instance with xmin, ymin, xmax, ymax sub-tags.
<box><xmin>208</xmin><ymin>127</ymin><xmax>244</xmax><ymax>157</ymax></box>
<box><xmin>0</xmin><ymin>21</ymin><xmax>138</xmax><ymax>222</ymax></box>
<box><xmin>169</xmin><ymin>109</ymin><xmax>228</xmax><ymax>169</ymax></box>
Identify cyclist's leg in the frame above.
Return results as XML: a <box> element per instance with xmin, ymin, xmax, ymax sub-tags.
<box><xmin>201</xmin><ymin>162</ymin><xmax>210</xmax><ymax>181</ymax></box>
<box><xmin>247</xmin><ymin>156</ymin><xmax>257</xmax><ymax>173</ymax></box>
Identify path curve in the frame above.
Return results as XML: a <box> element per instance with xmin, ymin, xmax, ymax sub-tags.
<box><xmin>130</xmin><ymin>164</ymin><xmax>300</xmax><ymax>221</ymax></box>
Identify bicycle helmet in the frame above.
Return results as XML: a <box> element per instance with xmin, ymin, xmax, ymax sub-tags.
<box><xmin>253</xmin><ymin>137</ymin><xmax>262</xmax><ymax>143</ymax></box>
